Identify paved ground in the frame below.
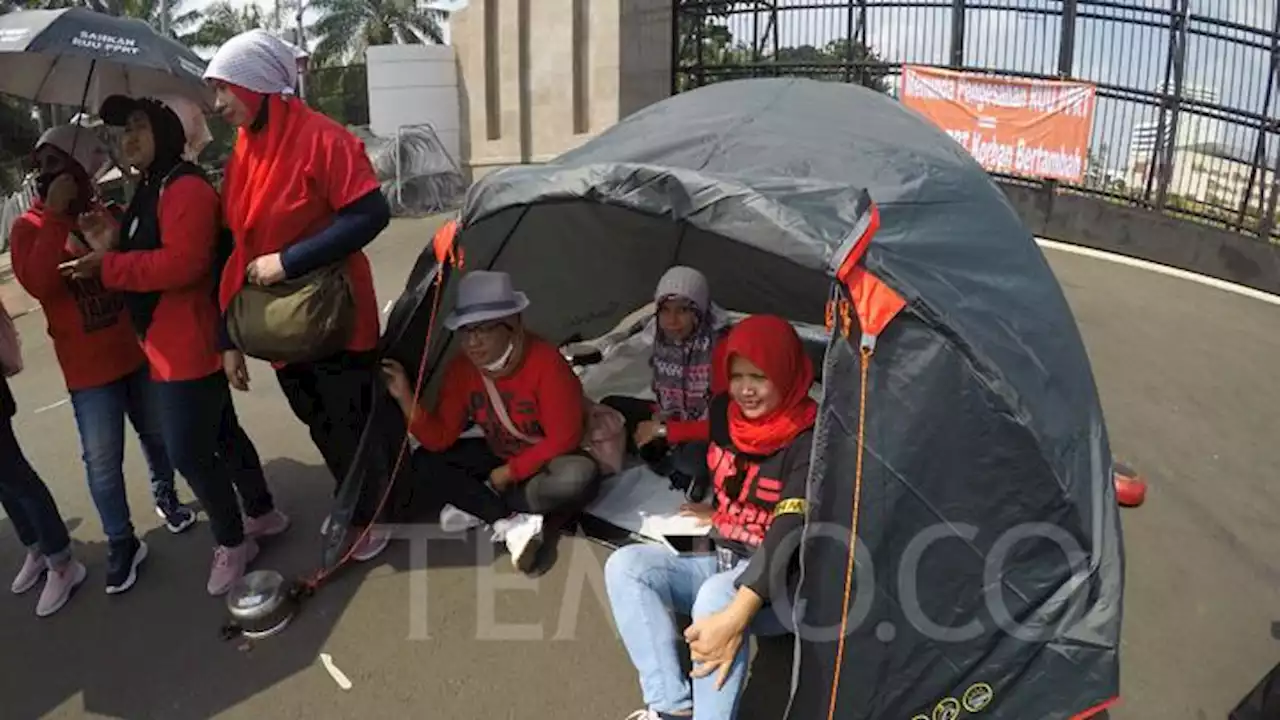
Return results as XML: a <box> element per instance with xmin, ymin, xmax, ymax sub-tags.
<box><xmin>0</xmin><ymin>217</ymin><xmax>1277</xmax><ymax>720</ymax></box>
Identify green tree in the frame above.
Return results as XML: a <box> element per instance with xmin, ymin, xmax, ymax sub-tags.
<box><xmin>186</xmin><ymin>0</ymin><xmax>270</xmax><ymax>51</ymax></box>
<box><xmin>306</xmin><ymin>0</ymin><xmax>446</xmax><ymax>68</ymax></box>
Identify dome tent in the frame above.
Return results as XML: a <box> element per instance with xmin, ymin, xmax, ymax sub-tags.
<box><xmin>349</xmin><ymin>77</ymin><xmax>1123</xmax><ymax>719</ymax></box>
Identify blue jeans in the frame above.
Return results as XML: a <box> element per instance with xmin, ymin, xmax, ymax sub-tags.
<box><xmin>69</xmin><ymin>367</ymin><xmax>176</xmax><ymax>543</ymax></box>
<box><xmin>604</xmin><ymin>544</ymin><xmax>791</xmax><ymax>720</ymax></box>
<box><xmin>0</xmin><ymin>418</ymin><xmax>71</xmax><ymax>565</ymax></box>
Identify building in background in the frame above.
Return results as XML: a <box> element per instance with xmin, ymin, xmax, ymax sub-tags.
<box><xmin>448</xmin><ymin>0</ymin><xmax>672</xmax><ymax>179</ymax></box>
<box><xmin>1125</xmin><ymin>84</ymin><xmax>1223</xmax><ymax>171</ymax></box>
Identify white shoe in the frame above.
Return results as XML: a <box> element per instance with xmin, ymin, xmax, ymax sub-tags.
<box><xmin>624</xmin><ymin>710</ymin><xmax>664</xmax><ymax>720</ymax></box>
<box><xmin>36</xmin><ymin>559</ymin><xmax>87</xmax><ymax>617</ymax></box>
<box><xmin>439</xmin><ymin>504</ymin><xmax>484</xmax><ymax>534</ymax></box>
<box><xmin>493</xmin><ymin>513</ymin><xmax>544</xmax><ymax>573</ymax></box>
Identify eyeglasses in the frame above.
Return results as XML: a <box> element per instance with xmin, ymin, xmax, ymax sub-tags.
<box><xmin>458</xmin><ymin>320</ymin><xmax>508</xmax><ymax>337</ymax></box>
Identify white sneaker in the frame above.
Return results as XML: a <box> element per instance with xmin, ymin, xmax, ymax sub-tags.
<box><xmin>493</xmin><ymin>513</ymin><xmax>544</xmax><ymax>573</ymax></box>
<box><xmin>439</xmin><ymin>504</ymin><xmax>484</xmax><ymax>534</ymax></box>
<box><xmin>624</xmin><ymin>710</ymin><xmax>664</xmax><ymax>720</ymax></box>
<box><xmin>36</xmin><ymin>559</ymin><xmax>87</xmax><ymax>617</ymax></box>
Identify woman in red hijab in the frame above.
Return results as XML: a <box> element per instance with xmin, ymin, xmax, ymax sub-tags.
<box><xmin>604</xmin><ymin>314</ymin><xmax>818</xmax><ymax>720</ymax></box>
<box><xmin>204</xmin><ymin>30</ymin><xmax>393</xmax><ymax>561</ymax></box>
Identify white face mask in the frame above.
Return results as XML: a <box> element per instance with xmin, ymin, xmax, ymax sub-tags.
<box><xmin>482</xmin><ymin>340</ymin><xmax>515</xmax><ymax>373</ymax></box>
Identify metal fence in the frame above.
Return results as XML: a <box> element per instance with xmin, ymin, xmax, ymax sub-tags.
<box><xmin>673</xmin><ymin>0</ymin><xmax>1280</xmax><ymax>241</ymax></box>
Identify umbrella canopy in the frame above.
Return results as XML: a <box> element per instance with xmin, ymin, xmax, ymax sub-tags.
<box><xmin>0</xmin><ymin>8</ymin><xmax>212</xmax><ymax>108</ymax></box>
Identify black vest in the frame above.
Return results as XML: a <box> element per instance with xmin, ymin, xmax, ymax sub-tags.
<box><xmin>117</xmin><ymin>162</ymin><xmax>233</xmax><ymax>338</ymax></box>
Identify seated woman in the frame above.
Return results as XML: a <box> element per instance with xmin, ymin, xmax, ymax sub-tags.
<box><xmin>603</xmin><ymin>266</ymin><xmax>729</xmax><ymax>499</ymax></box>
<box><xmin>604</xmin><ymin>314</ymin><xmax>816</xmax><ymax>720</ymax></box>
<box><xmin>381</xmin><ymin>270</ymin><xmax>600</xmax><ymax>573</ymax></box>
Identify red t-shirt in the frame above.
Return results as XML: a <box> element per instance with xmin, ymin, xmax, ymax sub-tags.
<box><xmin>218</xmin><ymin>99</ymin><xmax>382</xmax><ymax>366</ymax></box>
<box><xmin>100</xmin><ymin>176</ymin><xmax>224</xmax><ymax>382</ymax></box>
<box><xmin>8</xmin><ymin>203</ymin><xmax>146</xmax><ymax>391</ymax></box>
<box><xmin>407</xmin><ymin>335</ymin><xmax>587</xmax><ymax>481</ymax></box>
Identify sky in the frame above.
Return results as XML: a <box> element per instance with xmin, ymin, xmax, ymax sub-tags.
<box><xmin>176</xmin><ymin>0</ymin><xmax>1277</xmax><ymax>171</ymax></box>
<box><xmin>725</xmin><ymin>0</ymin><xmax>1280</xmax><ymax>169</ymax></box>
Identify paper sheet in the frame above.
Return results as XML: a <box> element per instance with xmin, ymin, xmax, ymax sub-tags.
<box><xmin>585</xmin><ymin>464</ymin><xmax>712</xmax><ymax>550</ymax></box>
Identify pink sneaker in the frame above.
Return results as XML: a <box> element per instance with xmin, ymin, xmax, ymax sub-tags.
<box><xmin>36</xmin><ymin>559</ymin><xmax>86</xmax><ymax>617</ymax></box>
<box><xmin>244</xmin><ymin>509</ymin><xmax>291</xmax><ymax>539</ymax></box>
<box><xmin>11</xmin><ymin>550</ymin><xmax>44</xmax><ymax>594</ymax></box>
<box><xmin>207</xmin><ymin>540</ymin><xmax>260</xmax><ymax>596</ymax></box>
<box><xmin>350</xmin><ymin>526</ymin><xmax>391</xmax><ymax>562</ymax></box>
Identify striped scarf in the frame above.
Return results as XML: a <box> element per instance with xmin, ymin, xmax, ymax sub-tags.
<box><xmin>651</xmin><ymin>311</ymin><xmax>717</xmax><ymax>422</ymax></box>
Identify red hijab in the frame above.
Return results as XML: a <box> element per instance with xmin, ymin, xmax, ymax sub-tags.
<box><xmin>722</xmin><ymin>315</ymin><xmax>819</xmax><ymax>456</ymax></box>
<box><xmin>217</xmin><ymin>91</ymin><xmax>325</xmax><ymax>310</ymax></box>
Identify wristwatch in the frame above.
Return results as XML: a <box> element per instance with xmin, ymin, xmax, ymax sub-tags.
<box><xmin>656</xmin><ymin>424</ymin><xmax>668</xmax><ymax>438</ymax></box>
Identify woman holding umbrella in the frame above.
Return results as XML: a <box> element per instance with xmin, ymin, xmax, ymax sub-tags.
<box><xmin>61</xmin><ymin>94</ymin><xmax>289</xmax><ymax>596</ymax></box>
<box><xmin>202</xmin><ymin>30</ymin><xmax>393</xmax><ymax>562</ymax></box>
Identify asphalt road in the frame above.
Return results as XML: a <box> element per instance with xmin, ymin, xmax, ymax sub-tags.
<box><xmin>0</xmin><ymin>218</ymin><xmax>1277</xmax><ymax>720</ymax></box>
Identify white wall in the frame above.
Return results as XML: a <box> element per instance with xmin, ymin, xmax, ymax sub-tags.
<box><xmin>365</xmin><ymin>44</ymin><xmax>461</xmax><ymax>165</ymax></box>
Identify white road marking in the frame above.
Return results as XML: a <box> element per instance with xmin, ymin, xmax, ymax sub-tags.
<box><xmin>33</xmin><ymin>398</ymin><xmax>68</xmax><ymax>414</ymax></box>
<box><xmin>319</xmin><ymin>653</ymin><xmax>353</xmax><ymax>690</ymax></box>
<box><xmin>1036</xmin><ymin>237</ymin><xmax>1280</xmax><ymax>307</ymax></box>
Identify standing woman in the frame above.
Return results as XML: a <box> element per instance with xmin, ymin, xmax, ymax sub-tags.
<box><xmin>10</xmin><ymin>124</ymin><xmax>195</xmax><ymax>598</ymax></box>
<box><xmin>0</xmin><ymin>370</ymin><xmax>86</xmax><ymax>617</ymax></box>
<box><xmin>203</xmin><ymin>30</ymin><xmax>393</xmax><ymax>561</ymax></box>
<box><xmin>61</xmin><ymin>94</ymin><xmax>289</xmax><ymax>596</ymax></box>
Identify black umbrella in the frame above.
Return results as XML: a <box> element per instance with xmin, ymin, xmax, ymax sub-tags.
<box><xmin>0</xmin><ymin>7</ymin><xmax>212</xmax><ymax>109</ymax></box>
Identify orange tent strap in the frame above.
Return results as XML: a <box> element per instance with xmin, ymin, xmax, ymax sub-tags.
<box><xmin>835</xmin><ymin>203</ymin><xmax>882</xmax><ymax>286</ymax></box>
<box><xmin>1070</xmin><ymin>696</ymin><xmax>1119</xmax><ymax>719</ymax></box>
<box><xmin>844</xmin><ymin>265</ymin><xmax>906</xmax><ymax>339</ymax></box>
<box><xmin>432</xmin><ymin>218</ymin><xmax>459</xmax><ymax>266</ymax></box>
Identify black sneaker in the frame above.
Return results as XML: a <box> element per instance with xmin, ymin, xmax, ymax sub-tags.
<box><xmin>105</xmin><ymin>537</ymin><xmax>148</xmax><ymax>595</ymax></box>
<box><xmin>155</xmin><ymin>498</ymin><xmax>197</xmax><ymax>534</ymax></box>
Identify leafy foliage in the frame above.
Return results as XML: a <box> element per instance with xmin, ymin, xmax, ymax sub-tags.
<box><xmin>675</xmin><ymin>2</ymin><xmax>891</xmax><ymax>94</ymax></box>
<box><xmin>307</xmin><ymin>0</ymin><xmax>445</xmax><ymax>68</ymax></box>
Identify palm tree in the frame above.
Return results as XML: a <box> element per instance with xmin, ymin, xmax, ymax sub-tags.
<box><xmin>306</xmin><ymin>0</ymin><xmax>446</xmax><ymax>67</ymax></box>
<box><xmin>186</xmin><ymin>0</ymin><xmax>270</xmax><ymax>51</ymax></box>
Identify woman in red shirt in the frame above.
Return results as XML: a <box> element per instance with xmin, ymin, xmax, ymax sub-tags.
<box><xmin>380</xmin><ymin>271</ymin><xmax>600</xmax><ymax>574</ymax></box>
<box><xmin>202</xmin><ymin>29</ymin><xmax>393</xmax><ymax>562</ymax></box>
<box><xmin>10</xmin><ymin>124</ymin><xmax>196</xmax><ymax>597</ymax></box>
<box><xmin>61</xmin><ymin>94</ymin><xmax>288</xmax><ymax>597</ymax></box>
<box><xmin>604</xmin><ymin>314</ymin><xmax>816</xmax><ymax>720</ymax></box>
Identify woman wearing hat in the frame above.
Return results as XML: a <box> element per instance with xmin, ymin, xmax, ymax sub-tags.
<box><xmin>380</xmin><ymin>271</ymin><xmax>600</xmax><ymax>573</ymax></box>
<box><xmin>60</xmin><ymin>93</ymin><xmax>288</xmax><ymax>596</ymax></box>
<box><xmin>10</xmin><ymin>123</ymin><xmax>197</xmax><ymax>596</ymax></box>
<box><xmin>202</xmin><ymin>29</ymin><xmax>393</xmax><ymax>562</ymax></box>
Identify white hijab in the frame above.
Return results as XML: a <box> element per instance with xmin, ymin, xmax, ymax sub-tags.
<box><xmin>204</xmin><ymin>29</ymin><xmax>298</xmax><ymax>95</ymax></box>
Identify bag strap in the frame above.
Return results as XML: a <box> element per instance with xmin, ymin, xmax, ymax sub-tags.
<box><xmin>480</xmin><ymin>374</ymin><xmax>542</xmax><ymax>444</ymax></box>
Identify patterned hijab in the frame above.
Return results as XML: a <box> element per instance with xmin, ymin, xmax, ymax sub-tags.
<box><xmin>651</xmin><ymin>266</ymin><xmax>719</xmax><ymax>422</ymax></box>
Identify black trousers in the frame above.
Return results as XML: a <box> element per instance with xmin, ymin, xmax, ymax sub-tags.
<box><xmin>600</xmin><ymin>394</ymin><xmax>711</xmax><ymax>501</ymax></box>
<box><xmin>409</xmin><ymin>439</ymin><xmax>601</xmax><ymax>522</ymax></box>
<box><xmin>151</xmin><ymin>372</ymin><xmax>275</xmax><ymax>548</ymax></box>
<box><xmin>276</xmin><ymin>350</ymin><xmax>381</xmax><ymax>526</ymax></box>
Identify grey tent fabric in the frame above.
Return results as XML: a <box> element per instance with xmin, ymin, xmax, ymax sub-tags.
<box><xmin>348</xmin><ymin>77</ymin><xmax>1123</xmax><ymax>720</ymax></box>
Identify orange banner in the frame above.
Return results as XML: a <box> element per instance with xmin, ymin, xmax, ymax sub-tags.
<box><xmin>899</xmin><ymin>65</ymin><xmax>1097</xmax><ymax>183</ymax></box>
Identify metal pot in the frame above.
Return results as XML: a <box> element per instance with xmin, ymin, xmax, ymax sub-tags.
<box><xmin>225</xmin><ymin>569</ymin><xmax>299</xmax><ymax>640</ymax></box>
